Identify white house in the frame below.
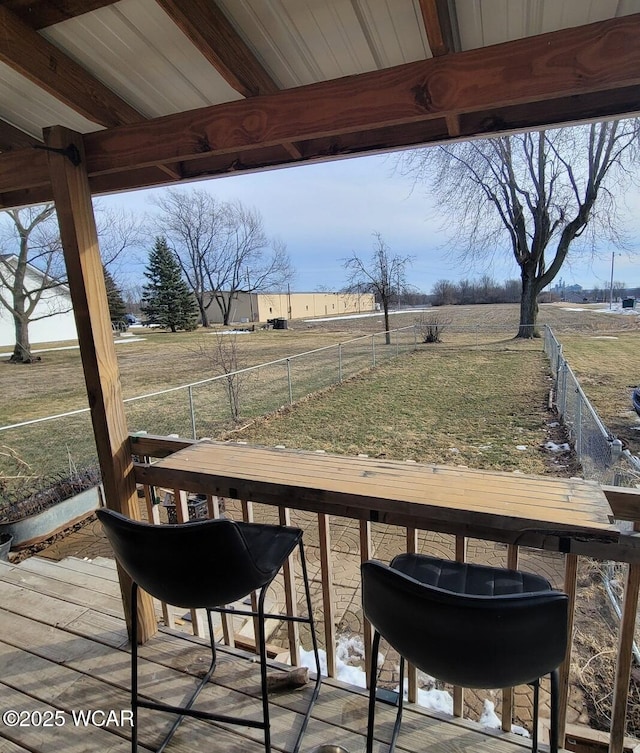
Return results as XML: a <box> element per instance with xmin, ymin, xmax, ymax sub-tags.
<box><xmin>0</xmin><ymin>254</ymin><xmax>78</xmax><ymax>348</ymax></box>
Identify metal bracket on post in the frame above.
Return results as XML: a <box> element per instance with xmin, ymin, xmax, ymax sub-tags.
<box><xmin>34</xmin><ymin>143</ymin><xmax>82</xmax><ymax>166</ymax></box>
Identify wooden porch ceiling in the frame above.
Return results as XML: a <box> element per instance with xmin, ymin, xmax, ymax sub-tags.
<box><xmin>0</xmin><ymin>1</ymin><xmax>638</xmax><ymax>208</ymax></box>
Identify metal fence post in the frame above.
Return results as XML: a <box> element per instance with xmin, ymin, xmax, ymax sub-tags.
<box><xmin>575</xmin><ymin>392</ymin><xmax>583</xmax><ymax>459</ymax></box>
<box><xmin>395</xmin><ymin>328</ymin><xmax>399</xmax><ymax>357</ymax></box>
<box><xmin>557</xmin><ymin>344</ymin><xmax>563</xmax><ymax>382</ymax></box>
<box><xmin>560</xmin><ymin>363</ymin><xmax>568</xmax><ymax>418</ymax></box>
<box><xmin>371</xmin><ymin>334</ymin><xmax>376</xmax><ymax>367</ymax></box>
<box><xmin>413</xmin><ymin>324</ymin><xmax>418</xmax><ymax>349</ymax></box>
<box><xmin>286</xmin><ymin>358</ymin><xmax>293</xmax><ymax>404</ymax></box>
<box><xmin>188</xmin><ymin>386</ymin><xmax>197</xmax><ymax>439</ymax></box>
<box><xmin>338</xmin><ymin>343</ymin><xmax>343</xmax><ymax>383</ymax></box>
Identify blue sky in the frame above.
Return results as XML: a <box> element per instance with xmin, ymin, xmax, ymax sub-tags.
<box><xmin>100</xmin><ymin>150</ymin><xmax>640</xmax><ymax>295</ymax></box>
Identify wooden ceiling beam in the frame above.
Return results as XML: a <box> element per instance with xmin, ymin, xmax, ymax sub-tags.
<box><xmin>81</xmin><ymin>13</ymin><xmax>640</xmax><ymax>174</ymax></box>
<box><xmin>155</xmin><ymin>0</ymin><xmax>278</xmax><ymax>98</ymax></box>
<box><xmin>154</xmin><ymin>0</ymin><xmax>302</xmax><ymax>158</ymax></box>
<box><xmin>0</xmin><ymin>4</ymin><xmax>144</xmax><ymax>128</ymax></box>
<box><xmin>0</xmin><ymin>119</ymin><xmax>42</xmax><ymax>151</ymax></box>
<box><xmin>2</xmin><ymin>14</ymin><xmax>640</xmax><ymax>205</ymax></box>
<box><xmin>419</xmin><ymin>0</ymin><xmax>456</xmax><ymax>57</ymax></box>
<box><xmin>0</xmin><ymin>1</ymin><xmax>119</xmax><ymax>29</ymax></box>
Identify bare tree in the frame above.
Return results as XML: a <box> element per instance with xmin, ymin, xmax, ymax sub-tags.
<box><xmin>95</xmin><ymin>205</ymin><xmax>147</xmax><ymax>270</ymax></box>
<box><xmin>0</xmin><ymin>205</ymin><xmax>61</xmax><ymax>363</ymax></box>
<box><xmin>0</xmin><ymin>204</ymin><xmax>144</xmax><ymax>363</ymax></box>
<box><xmin>151</xmin><ymin>188</ymin><xmax>226</xmax><ymax>327</ymax></box>
<box><xmin>400</xmin><ymin>120</ymin><xmax>640</xmax><ymax>337</ymax></box>
<box><xmin>208</xmin><ymin>204</ymin><xmax>293</xmax><ymax>325</ymax></box>
<box><xmin>343</xmin><ymin>233</ymin><xmax>412</xmax><ymax>344</ymax></box>
<box><xmin>151</xmin><ymin>189</ymin><xmax>294</xmax><ymax>326</ymax></box>
<box><xmin>192</xmin><ymin>333</ymin><xmax>246</xmax><ymax>424</ymax></box>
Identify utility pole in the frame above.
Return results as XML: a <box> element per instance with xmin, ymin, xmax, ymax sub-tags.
<box><xmin>609</xmin><ymin>251</ymin><xmax>616</xmax><ymax>309</ymax></box>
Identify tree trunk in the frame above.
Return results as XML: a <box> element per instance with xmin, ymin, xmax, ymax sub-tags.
<box><xmin>196</xmin><ymin>293</ymin><xmax>209</xmax><ymax>328</ymax></box>
<box><xmin>517</xmin><ymin>271</ymin><xmax>540</xmax><ymax>338</ymax></box>
<box><xmin>383</xmin><ymin>301</ymin><xmax>391</xmax><ymax>345</ymax></box>
<box><xmin>9</xmin><ymin>313</ymin><xmax>33</xmax><ymax>363</ymax></box>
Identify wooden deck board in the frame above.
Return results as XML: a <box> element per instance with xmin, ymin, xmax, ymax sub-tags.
<box><xmin>0</xmin><ymin>556</ymin><xmax>532</xmax><ymax>753</ymax></box>
<box><xmin>33</xmin><ymin>555</ymin><xmax>120</xmax><ymax>582</ymax></box>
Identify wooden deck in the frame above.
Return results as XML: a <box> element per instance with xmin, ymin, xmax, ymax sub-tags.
<box><xmin>138</xmin><ymin>440</ymin><xmax>626</xmax><ymax>559</ymax></box>
<box><xmin>0</xmin><ymin>555</ymin><xmax>535</xmax><ymax>753</ymax></box>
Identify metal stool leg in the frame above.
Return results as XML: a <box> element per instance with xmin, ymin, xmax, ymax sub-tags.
<box><xmin>293</xmin><ymin>539</ymin><xmax>322</xmax><ymax>753</ymax></box>
<box><xmin>258</xmin><ymin>586</ymin><xmax>272</xmax><ymax>753</ymax></box>
<box><xmin>550</xmin><ymin>668</ymin><xmax>560</xmax><ymax>753</ymax></box>
<box><xmin>131</xmin><ymin>582</ymin><xmax>139</xmax><ymax>753</ymax></box>
<box><xmin>389</xmin><ymin>656</ymin><xmax>405</xmax><ymax>753</ymax></box>
<box><xmin>366</xmin><ymin>630</ymin><xmax>382</xmax><ymax>753</ymax></box>
<box><xmin>531</xmin><ymin>679</ymin><xmax>540</xmax><ymax>753</ymax></box>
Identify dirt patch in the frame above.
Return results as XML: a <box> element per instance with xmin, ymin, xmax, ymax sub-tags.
<box><xmin>573</xmin><ymin>559</ymin><xmax>640</xmax><ymax>738</ymax></box>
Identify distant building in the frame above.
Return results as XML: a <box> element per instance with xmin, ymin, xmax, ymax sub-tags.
<box><xmin>0</xmin><ymin>254</ymin><xmax>77</xmax><ymax>347</ymax></box>
<box><xmin>206</xmin><ymin>291</ymin><xmax>376</xmax><ymax>323</ymax></box>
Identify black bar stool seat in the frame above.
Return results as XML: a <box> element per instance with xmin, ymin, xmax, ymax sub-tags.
<box><xmin>97</xmin><ymin>508</ymin><xmax>321</xmax><ymax>753</ymax></box>
<box><xmin>362</xmin><ymin>553</ymin><xmax>569</xmax><ymax>753</ymax></box>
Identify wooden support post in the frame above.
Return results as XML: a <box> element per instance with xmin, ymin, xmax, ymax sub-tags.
<box><xmin>610</xmin><ymin>563</ymin><xmax>640</xmax><ymax>753</ymax></box>
<box><xmin>318</xmin><ymin>513</ymin><xmax>337</xmax><ymax>677</ymax></box>
<box><xmin>44</xmin><ymin>126</ymin><xmax>156</xmax><ymax>644</ymax></box>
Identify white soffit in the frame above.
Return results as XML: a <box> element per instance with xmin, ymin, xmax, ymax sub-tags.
<box><xmin>216</xmin><ymin>0</ymin><xmax>430</xmax><ymax>89</ymax></box>
<box><xmin>40</xmin><ymin>0</ymin><xmax>243</xmax><ymax>119</ymax></box>
<box><xmin>0</xmin><ymin>62</ymin><xmax>100</xmax><ymax>138</ymax></box>
<box><xmin>454</xmin><ymin>0</ymin><xmax>640</xmax><ymax>51</ymax></box>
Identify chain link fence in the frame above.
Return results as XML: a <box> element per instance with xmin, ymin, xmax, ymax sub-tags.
<box><xmin>0</xmin><ymin>326</ymin><xmax>418</xmax><ymax>495</ymax></box>
<box><xmin>544</xmin><ymin>325</ymin><xmax>639</xmax><ymax>487</ymax></box>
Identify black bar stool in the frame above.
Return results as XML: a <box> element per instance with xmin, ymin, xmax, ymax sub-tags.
<box><xmin>362</xmin><ymin>553</ymin><xmax>569</xmax><ymax>753</ymax></box>
<box><xmin>97</xmin><ymin>508</ymin><xmax>321</xmax><ymax>753</ymax></box>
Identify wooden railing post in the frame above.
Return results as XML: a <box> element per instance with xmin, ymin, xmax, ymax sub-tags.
<box><xmin>453</xmin><ymin>535</ymin><xmax>467</xmax><ymax>718</ymax></box>
<box><xmin>241</xmin><ymin>500</ymin><xmax>261</xmax><ymax>646</ymax></box>
<box><xmin>610</xmin><ymin>563</ymin><xmax>640</xmax><ymax>753</ymax></box>
<box><xmin>502</xmin><ymin>544</ymin><xmax>519</xmax><ymax>733</ymax></box>
<box><xmin>318</xmin><ymin>513</ymin><xmax>337</xmax><ymax>677</ymax></box>
<box><xmin>406</xmin><ymin>528</ymin><xmax>418</xmax><ymax>703</ymax></box>
<box><xmin>45</xmin><ymin>126</ymin><xmax>155</xmax><ymax>644</ymax></box>
<box><xmin>360</xmin><ymin>520</ymin><xmax>373</xmax><ymax>687</ymax></box>
<box><xmin>558</xmin><ymin>554</ymin><xmax>578</xmax><ymax>748</ymax></box>
<box><xmin>279</xmin><ymin>506</ymin><xmax>301</xmax><ymax>666</ymax></box>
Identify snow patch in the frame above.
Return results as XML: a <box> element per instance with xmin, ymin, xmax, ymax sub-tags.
<box><xmin>480</xmin><ymin>700</ymin><xmax>530</xmax><ymax>738</ymax></box>
<box><xmin>299</xmin><ymin>635</ymin><xmax>377</xmax><ymax>689</ymax></box>
<box><xmin>544</xmin><ymin>441</ymin><xmax>570</xmax><ymax>452</ymax></box>
<box><xmin>516</xmin><ymin>445</ymin><xmax>528</xmax><ymax>451</ymax></box>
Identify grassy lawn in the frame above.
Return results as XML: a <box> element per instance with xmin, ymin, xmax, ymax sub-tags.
<box><xmin>552</xmin><ymin>330</ymin><xmax>640</xmax><ymax>454</ymax></box>
<box><xmin>230</xmin><ymin>339</ymin><xmax>560</xmax><ymax>475</ymax></box>
<box><xmin>1</xmin><ymin>302</ymin><xmax>638</xmax><ymax>487</ymax></box>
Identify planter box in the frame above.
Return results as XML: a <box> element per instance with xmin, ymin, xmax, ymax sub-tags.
<box><xmin>0</xmin><ymin>485</ymin><xmax>101</xmax><ymax>551</ymax></box>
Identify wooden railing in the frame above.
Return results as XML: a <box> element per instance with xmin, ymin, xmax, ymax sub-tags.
<box><xmin>129</xmin><ymin>433</ymin><xmax>640</xmax><ymax>753</ymax></box>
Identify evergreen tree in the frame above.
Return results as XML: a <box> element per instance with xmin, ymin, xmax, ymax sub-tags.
<box><xmin>103</xmin><ymin>267</ymin><xmax>127</xmax><ymax>324</ymax></box>
<box><xmin>141</xmin><ymin>237</ymin><xmax>197</xmax><ymax>332</ymax></box>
